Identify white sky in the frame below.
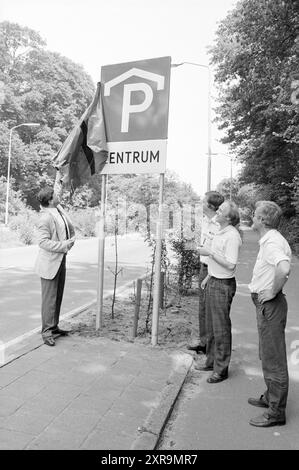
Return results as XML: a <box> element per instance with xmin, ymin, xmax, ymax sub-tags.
<box><xmin>1</xmin><ymin>0</ymin><xmax>239</xmax><ymax>195</ymax></box>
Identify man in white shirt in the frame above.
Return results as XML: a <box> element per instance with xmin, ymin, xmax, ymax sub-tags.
<box><xmin>195</xmin><ymin>201</ymin><xmax>242</xmax><ymax>383</ymax></box>
<box><xmin>248</xmin><ymin>201</ymin><xmax>291</xmax><ymax>427</ymax></box>
<box><xmin>188</xmin><ymin>191</ymin><xmax>224</xmax><ymax>354</ymax></box>
<box><xmin>35</xmin><ymin>186</ymin><xmax>75</xmax><ymax>346</ymax></box>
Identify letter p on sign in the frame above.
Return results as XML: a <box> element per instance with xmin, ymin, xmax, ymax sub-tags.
<box><xmin>101</xmin><ymin>57</ymin><xmax>171</xmax><ymax>143</ymax></box>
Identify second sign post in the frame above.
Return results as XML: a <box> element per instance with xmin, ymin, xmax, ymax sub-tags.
<box><xmin>97</xmin><ymin>56</ymin><xmax>171</xmax><ymax>345</ymax></box>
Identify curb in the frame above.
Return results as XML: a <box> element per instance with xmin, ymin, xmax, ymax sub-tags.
<box><xmin>0</xmin><ymin>301</ymin><xmax>95</xmax><ymax>368</ymax></box>
<box><xmin>131</xmin><ymin>353</ymin><xmax>193</xmax><ymax>450</ymax></box>
<box><xmin>1</xmin><ymin>279</ymin><xmax>137</xmax><ymax>368</ymax></box>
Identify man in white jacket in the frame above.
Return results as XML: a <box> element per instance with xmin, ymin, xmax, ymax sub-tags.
<box><xmin>35</xmin><ymin>186</ymin><xmax>75</xmax><ymax>346</ymax></box>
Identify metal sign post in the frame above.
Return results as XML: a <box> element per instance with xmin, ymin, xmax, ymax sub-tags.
<box><xmin>96</xmin><ymin>173</ymin><xmax>107</xmax><ymax>329</ymax></box>
<box><xmin>151</xmin><ymin>173</ymin><xmax>164</xmax><ymax>346</ymax></box>
<box><xmin>99</xmin><ymin>57</ymin><xmax>171</xmax><ymax>342</ymax></box>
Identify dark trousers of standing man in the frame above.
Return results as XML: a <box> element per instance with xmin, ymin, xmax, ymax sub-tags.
<box><xmin>198</xmin><ymin>262</ymin><xmax>208</xmax><ymax>346</ymax></box>
<box><xmin>41</xmin><ymin>255</ymin><xmax>66</xmax><ymax>339</ymax></box>
<box><xmin>251</xmin><ymin>292</ymin><xmax>288</xmax><ymax>419</ymax></box>
<box><xmin>205</xmin><ymin>276</ymin><xmax>236</xmax><ymax>377</ymax></box>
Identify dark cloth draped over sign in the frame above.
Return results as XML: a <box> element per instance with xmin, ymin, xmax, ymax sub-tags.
<box><xmin>53</xmin><ymin>82</ymin><xmax>108</xmax><ymax>194</ymax></box>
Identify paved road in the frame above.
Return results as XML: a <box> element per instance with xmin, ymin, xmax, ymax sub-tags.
<box><xmin>158</xmin><ymin>229</ymin><xmax>299</xmax><ymax>450</ymax></box>
<box><xmin>0</xmin><ymin>234</ymin><xmax>151</xmax><ymax>343</ymax></box>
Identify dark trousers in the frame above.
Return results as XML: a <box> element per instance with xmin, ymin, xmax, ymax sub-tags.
<box><xmin>205</xmin><ymin>276</ymin><xmax>236</xmax><ymax>376</ymax></box>
<box><xmin>41</xmin><ymin>256</ymin><xmax>66</xmax><ymax>338</ymax></box>
<box><xmin>198</xmin><ymin>262</ymin><xmax>208</xmax><ymax>345</ymax></box>
<box><xmin>251</xmin><ymin>292</ymin><xmax>288</xmax><ymax>419</ymax></box>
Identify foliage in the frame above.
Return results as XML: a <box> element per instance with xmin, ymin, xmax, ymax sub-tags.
<box><xmin>167</xmin><ymin>231</ymin><xmax>200</xmax><ymax>295</ymax></box>
<box><xmin>280</xmin><ymin>176</ymin><xmax>299</xmax><ymax>255</ymax></box>
<box><xmin>0</xmin><ymin>21</ymin><xmax>95</xmax><ymax>208</ymax></box>
<box><xmin>216</xmin><ymin>176</ymin><xmax>240</xmax><ymax>202</ymax></box>
<box><xmin>209</xmin><ymin>0</ymin><xmax>299</xmax><ymax>216</ymax></box>
<box><xmin>0</xmin><ymin>225</ymin><xmax>21</xmax><ymax>248</ymax></box>
<box><xmin>9</xmin><ymin>208</ymin><xmax>39</xmax><ymax>245</ymax></box>
<box><xmin>60</xmin><ymin>184</ymin><xmax>94</xmax><ymax>210</ymax></box>
<box><xmin>68</xmin><ymin>208</ymin><xmax>97</xmax><ymax>238</ymax></box>
<box><xmin>0</xmin><ymin>174</ymin><xmax>39</xmax><ymax>244</ymax></box>
<box><xmin>0</xmin><ymin>175</ymin><xmax>28</xmax><ymax>222</ymax></box>
<box><xmin>277</xmin><ymin>215</ymin><xmax>299</xmax><ymax>256</ymax></box>
<box><xmin>103</xmin><ymin>171</ymin><xmax>200</xmax><ymax>240</ymax></box>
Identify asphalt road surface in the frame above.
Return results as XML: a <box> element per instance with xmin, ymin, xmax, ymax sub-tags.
<box><xmin>0</xmin><ymin>234</ymin><xmax>152</xmax><ymax>343</ymax></box>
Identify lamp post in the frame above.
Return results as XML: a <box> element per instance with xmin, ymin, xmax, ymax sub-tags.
<box><xmin>5</xmin><ymin>123</ymin><xmax>40</xmax><ymax>226</ymax></box>
<box><xmin>171</xmin><ymin>61</ymin><xmax>212</xmax><ymax>192</ymax></box>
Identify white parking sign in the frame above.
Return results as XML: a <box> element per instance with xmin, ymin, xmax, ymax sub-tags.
<box><xmin>101</xmin><ymin>56</ymin><xmax>171</xmax><ymax>174</ymax></box>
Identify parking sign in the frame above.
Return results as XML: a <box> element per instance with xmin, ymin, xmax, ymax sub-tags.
<box><xmin>101</xmin><ymin>56</ymin><xmax>171</xmax><ymax>174</ymax></box>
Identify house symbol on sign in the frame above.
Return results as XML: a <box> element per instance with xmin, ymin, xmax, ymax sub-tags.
<box><xmin>104</xmin><ymin>67</ymin><xmax>165</xmax><ymax>133</ymax></box>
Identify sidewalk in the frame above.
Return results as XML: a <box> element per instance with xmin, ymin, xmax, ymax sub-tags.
<box><xmin>0</xmin><ymin>335</ymin><xmax>192</xmax><ymax>450</ymax></box>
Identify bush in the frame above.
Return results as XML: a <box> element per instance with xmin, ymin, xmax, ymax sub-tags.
<box><xmin>0</xmin><ymin>176</ymin><xmax>29</xmax><ymax>224</ymax></box>
<box><xmin>167</xmin><ymin>231</ymin><xmax>200</xmax><ymax>294</ymax></box>
<box><xmin>60</xmin><ymin>185</ymin><xmax>94</xmax><ymax>210</ymax></box>
<box><xmin>9</xmin><ymin>209</ymin><xmax>39</xmax><ymax>245</ymax></box>
<box><xmin>0</xmin><ymin>225</ymin><xmax>22</xmax><ymax>248</ymax></box>
<box><xmin>279</xmin><ymin>216</ymin><xmax>299</xmax><ymax>257</ymax></box>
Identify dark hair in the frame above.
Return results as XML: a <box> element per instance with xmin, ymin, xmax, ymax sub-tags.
<box><xmin>255</xmin><ymin>200</ymin><xmax>282</xmax><ymax>229</ymax></box>
<box><xmin>225</xmin><ymin>201</ymin><xmax>240</xmax><ymax>227</ymax></box>
<box><xmin>37</xmin><ymin>186</ymin><xmax>54</xmax><ymax>207</ymax></box>
<box><xmin>205</xmin><ymin>191</ymin><xmax>225</xmax><ymax>211</ymax></box>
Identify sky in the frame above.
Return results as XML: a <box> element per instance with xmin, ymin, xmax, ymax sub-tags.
<box><xmin>1</xmin><ymin>0</ymin><xmax>239</xmax><ymax>196</ymax></box>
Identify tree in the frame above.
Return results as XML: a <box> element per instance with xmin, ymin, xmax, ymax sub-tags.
<box><xmin>216</xmin><ymin>177</ymin><xmax>240</xmax><ymax>202</ymax></box>
<box><xmin>209</xmin><ymin>0</ymin><xmax>299</xmax><ymax>216</ymax></box>
<box><xmin>0</xmin><ymin>175</ymin><xmax>27</xmax><ymax>222</ymax></box>
<box><xmin>0</xmin><ymin>21</ymin><xmax>95</xmax><ymax>208</ymax></box>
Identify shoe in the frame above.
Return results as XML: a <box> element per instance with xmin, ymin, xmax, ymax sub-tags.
<box><xmin>248</xmin><ymin>395</ymin><xmax>269</xmax><ymax>408</ymax></box>
<box><xmin>194</xmin><ymin>364</ymin><xmax>213</xmax><ymax>371</ymax></box>
<box><xmin>249</xmin><ymin>412</ymin><xmax>286</xmax><ymax>427</ymax></box>
<box><xmin>187</xmin><ymin>344</ymin><xmax>206</xmax><ymax>354</ymax></box>
<box><xmin>44</xmin><ymin>337</ymin><xmax>55</xmax><ymax>347</ymax></box>
<box><xmin>53</xmin><ymin>328</ymin><xmax>69</xmax><ymax>336</ymax></box>
<box><xmin>207</xmin><ymin>372</ymin><xmax>228</xmax><ymax>383</ymax></box>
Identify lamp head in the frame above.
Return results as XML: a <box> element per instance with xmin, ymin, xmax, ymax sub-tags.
<box><xmin>171</xmin><ymin>63</ymin><xmax>184</xmax><ymax>68</ymax></box>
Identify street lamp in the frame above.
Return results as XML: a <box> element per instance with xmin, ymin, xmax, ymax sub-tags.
<box><xmin>5</xmin><ymin>122</ymin><xmax>40</xmax><ymax>226</ymax></box>
<box><xmin>171</xmin><ymin>61</ymin><xmax>212</xmax><ymax>192</ymax></box>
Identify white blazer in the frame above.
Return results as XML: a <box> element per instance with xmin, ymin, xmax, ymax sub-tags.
<box><xmin>34</xmin><ymin>207</ymin><xmax>75</xmax><ymax>280</ymax></box>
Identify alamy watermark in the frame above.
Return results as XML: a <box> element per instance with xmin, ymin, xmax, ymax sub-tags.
<box><xmin>101</xmin><ymin>198</ymin><xmax>203</xmax><ymax>243</ymax></box>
